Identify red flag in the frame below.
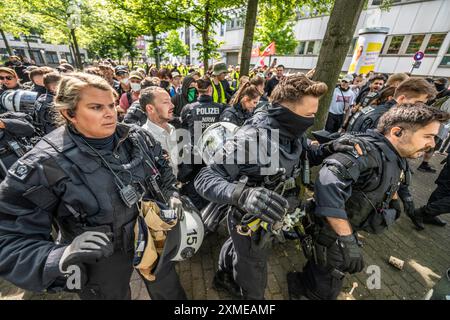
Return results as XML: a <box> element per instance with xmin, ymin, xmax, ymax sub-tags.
<box><xmin>258</xmin><ymin>56</ymin><xmax>266</xmax><ymax>67</ymax></box>
<box><xmin>261</xmin><ymin>42</ymin><xmax>276</xmax><ymax>57</ymax></box>
<box><xmin>251</xmin><ymin>46</ymin><xmax>260</xmax><ymax>57</ymax></box>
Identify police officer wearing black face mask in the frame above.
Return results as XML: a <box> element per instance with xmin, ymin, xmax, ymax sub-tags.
<box><xmin>0</xmin><ymin>73</ymin><xmax>184</xmax><ymax>300</ymax></box>
<box><xmin>0</xmin><ymin>112</ymin><xmax>35</xmax><ymax>180</ymax></box>
<box><xmin>178</xmin><ymin>78</ymin><xmax>226</xmax><ymax>210</ymax></box>
<box><xmin>194</xmin><ymin>74</ymin><xmax>366</xmax><ymax>300</ymax></box>
<box><xmin>287</xmin><ymin>103</ymin><xmax>450</xmax><ymax>300</ymax></box>
<box><xmin>33</xmin><ymin>72</ymin><xmax>62</xmax><ymax>135</ymax></box>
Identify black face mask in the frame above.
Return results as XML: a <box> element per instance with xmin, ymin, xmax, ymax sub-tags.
<box><xmin>435</xmin><ymin>83</ymin><xmax>446</xmax><ymax>93</ymax></box>
<box><xmin>268</xmin><ymin>103</ymin><xmax>315</xmax><ymax>138</ymax></box>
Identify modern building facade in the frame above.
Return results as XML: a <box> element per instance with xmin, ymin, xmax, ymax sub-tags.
<box><xmin>0</xmin><ymin>33</ymin><xmax>88</xmax><ymax>66</ymax></box>
<box><xmin>185</xmin><ymin>0</ymin><xmax>450</xmax><ymax>77</ymax></box>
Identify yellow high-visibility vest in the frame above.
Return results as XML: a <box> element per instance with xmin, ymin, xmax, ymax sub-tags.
<box><xmin>211</xmin><ymin>79</ymin><xmax>227</xmax><ymax>104</ymax></box>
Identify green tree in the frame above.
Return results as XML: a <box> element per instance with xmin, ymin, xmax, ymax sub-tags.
<box><xmin>239</xmin><ymin>0</ymin><xmax>259</xmax><ymax>76</ymax></box>
<box><xmin>311</xmin><ymin>0</ymin><xmax>365</xmax><ymax>132</ymax></box>
<box><xmin>165</xmin><ymin>30</ymin><xmax>189</xmax><ymax>59</ymax></box>
<box><xmin>255</xmin><ymin>1</ymin><xmax>298</xmax><ymax>55</ymax></box>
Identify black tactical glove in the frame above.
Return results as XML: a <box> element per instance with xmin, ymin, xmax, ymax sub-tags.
<box><xmin>336</xmin><ymin>234</ymin><xmax>365</xmax><ymax>274</ymax></box>
<box><xmin>237</xmin><ymin>187</ymin><xmax>289</xmax><ymax>224</ymax></box>
<box><xmin>59</xmin><ymin>231</ymin><xmax>114</xmax><ymax>272</ymax></box>
<box><xmin>326</xmin><ymin>135</ymin><xmax>367</xmax><ymax>156</ymax></box>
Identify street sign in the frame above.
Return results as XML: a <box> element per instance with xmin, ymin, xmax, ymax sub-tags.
<box><xmin>414</xmin><ymin>51</ymin><xmax>424</xmax><ymax>61</ymax></box>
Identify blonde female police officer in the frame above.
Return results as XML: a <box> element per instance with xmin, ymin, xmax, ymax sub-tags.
<box><xmin>0</xmin><ymin>73</ymin><xmax>185</xmax><ymax>300</ymax></box>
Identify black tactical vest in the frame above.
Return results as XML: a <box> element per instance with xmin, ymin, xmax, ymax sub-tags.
<box><xmin>326</xmin><ymin>133</ymin><xmax>408</xmax><ymax>234</ymax></box>
<box><xmin>347</xmin><ymin>104</ymin><xmax>390</xmax><ymax>133</ymax></box>
<box><xmin>40</xmin><ymin>125</ymin><xmax>163</xmax><ymax>252</ymax></box>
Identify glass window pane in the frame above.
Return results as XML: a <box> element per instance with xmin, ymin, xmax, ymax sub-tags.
<box><xmin>306</xmin><ymin>41</ymin><xmax>314</xmax><ymax>54</ymax></box>
<box><xmin>297</xmin><ymin>42</ymin><xmax>306</xmax><ymax>55</ymax></box>
<box><xmin>440</xmin><ymin>56</ymin><xmax>450</xmax><ymax>67</ymax></box>
<box><xmin>425</xmin><ymin>34</ymin><xmax>446</xmax><ymax>54</ymax></box>
<box><xmin>406</xmin><ymin>34</ymin><xmax>425</xmax><ymax>54</ymax></box>
<box><xmin>387</xmin><ymin>36</ymin><xmax>404</xmax><ymax>54</ymax></box>
<box><xmin>313</xmin><ymin>41</ymin><xmax>322</xmax><ymax>55</ymax></box>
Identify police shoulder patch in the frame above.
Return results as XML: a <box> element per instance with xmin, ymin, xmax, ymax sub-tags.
<box><xmin>8</xmin><ymin>161</ymin><xmax>34</xmax><ymax>181</ymax></box>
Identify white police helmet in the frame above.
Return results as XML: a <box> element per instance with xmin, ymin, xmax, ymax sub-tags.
<box><xmin>197</xmin><ymin>121</ymin><xmax>238</xmax><ymax>164</ymax></box>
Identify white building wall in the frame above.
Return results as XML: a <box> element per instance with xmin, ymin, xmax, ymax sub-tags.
<box><xmin>185</xmin><ymin>0</ymin><xmax>450</xmax><ymax>77</ymax></box>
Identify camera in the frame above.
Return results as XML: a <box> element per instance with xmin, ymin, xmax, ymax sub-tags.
<box><xmin>0</xmin><ymin>89</ymin><xmax>38</xmax><ymax>114</ymax></box>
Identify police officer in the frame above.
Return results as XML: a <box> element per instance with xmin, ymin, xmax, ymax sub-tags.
<box><xmin>194</xmin><ymin>74</ymin><xmax>366</xmax><ymax>299</ymax></box>
<box><xmin>220</xmin><ymin>82</ymin><xmax>261</xmax><ymax>127</ymax></box>
<box><xmin>347</xmin><ymin>78</ymin><xmax>436</xmax><ymax>133</ymax></box>
<box><xmin>409</xmin><ymin>151</ymin><xmax>450</xmax><ymax>230</ymax></box>
<box><xmin>287</xmin><ymin>103</ymin><xmax>449</xmax><ymax>300</ymax></box>
<box><xmin>178</xmin><ymin>78</ymin><xmax>226</xmax><ymax>210</ymax></box>
<box><xmin>0</xmin><ymin>73</ymin><xmax>185</xmax><ymax>300</ymax></box>
<box><xmin>33</xmin><ymin>72</ymin><xmax>62</xmax><ymax>135</ymax></box>
<box><xmin>0</xmin><ymin>112</ymin><xmax>35</xmax><ymax>180</ymax></box>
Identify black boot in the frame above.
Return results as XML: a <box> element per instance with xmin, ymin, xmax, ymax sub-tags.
<box><xmin>409</xmin><ymin>207</ymin><xmax>425</xmax><ymax>231</ymax></box>
<box><xmin>423</xmin><ymin>215</ymin><xmax>447</xmax><ymax>227</ymax></box>
<box><xmin>213</xmin><ymin>270</ymin><xmax>241</xmax><ymax>298</ymax></box>
<box><xmin>287</xmin><ymin>272</ymin><xmax>309</xmax><ymax>300</ymax></box>
<box><xmin>417</xmin><ymin>162</ymin><xmax>437</xmax><ymax>173</ymax></box>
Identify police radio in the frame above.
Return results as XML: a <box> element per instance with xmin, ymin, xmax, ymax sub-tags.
<box><xmin>7</xmin><ymin>140</ymin><xmax>26</xmax><ymax>157</ymax></box>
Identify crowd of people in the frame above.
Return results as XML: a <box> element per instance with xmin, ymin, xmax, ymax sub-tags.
<box><xmin>0</xmin><ymin>53</ymin><xmax>449</xmax><ymax>300</ymax></box>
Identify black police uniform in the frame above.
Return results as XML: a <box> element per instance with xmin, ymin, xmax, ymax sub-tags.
<box><xmin>33</xmin><ymin>93</ymin><xmax>58</xmax><ymax>135</ymax></box>
<box><xmin>178</xmin><ymin>95</ymin><xmax>225</xmax><ymax>210</ymax></box>
<box><xmin>123</xmin><ymin>100</ymin><xmax>148</xmax><ymax>127</ymax></box>
<box><xmin>413</xmin><ymin>152</ymin><xmax>450</xmax><ymax>224</ymax></box>
<box><xmin>295</xmin><ymin>130</ymin><xmax>412</xmax><ymax>300</ymax></box>
<box><xmin>0</xmin><ymin>123</ymin><xmax>186</xmax><ymax>300</ymax></box>
<box><xmin>194</xmin><ymin>103</ymin><xmax>338</xmax><ymax>299</ymax></box>
<box><xmin>0</xmin><ymin>112</ymin><xmax>35</xmax><ymax>180</ymax></box>
<box><xmin>347</xmin><ymin>99</ymin><xmax>397</xmax><ymax>133</ymax></box>
<box><xmin>219</xmin><ymin>103</ymin><xmax>252</xmax><ymax>127</ymax></box>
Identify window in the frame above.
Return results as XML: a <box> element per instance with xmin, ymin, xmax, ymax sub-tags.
<box><xmin>406</xmin><ymin>34</ymin><xmax>425</xmax><ymax>54</ymax></box>
<box><xmin>306</xmin><ymin>41</ymin><xmax>315</xmax><ymax>55</ymax></box>
<box><xmin>387</xmin><ymin>35</ymin><xmax>404</xmax><ymax>54</ymax></box>
<box><xmin>62</xmin><ymin>52</ymin><xmax>74</xmax><ymax>64</ymax></box>
<box><xmin>13</xmin><ymin>48</ymin><xmax>25</xmax><ymax>57</ymax></box>
<box><xmin>220</xmin><ymin>24</ymin><xmax>225</xmax><ymax>36</ymax></box>
<box><xmin>297</xmin><ymin>42</ymin><xmax>306</xmax><ymax>55</ymax></box>
<box><xmin>440</xmin><ymin>44</ymin><xmax>450</xmax><ymax>67</ymax></box>
<box><xmin>45</xmin><ymin>51</ymin><xmax>59</xmax><ymax>64</ymax></box>
<box><xmin>29</xmin><ymin>50</ymin><xmax>45</xmax><ymax>65</ymax></box>
<box><xmin>230</xmin><ymin>20</ymin><xmax>235</xmax><ymax>29</ymax></box>
<box><xmin>313</xmin><ymin>41</ymin><xmax>322</xmax><ymax>55</ymax></box>
<box><xmin>425</xmin><ymin>33</ymin><xmax>446</xmax><ymax>55</ymax></box>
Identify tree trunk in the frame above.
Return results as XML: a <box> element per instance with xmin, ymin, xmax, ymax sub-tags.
<box><xmin>202</xmin><ymin>1</ymin><xmax>211</xmax><ymax>74</ymax></box>
<box><xmin>151</xmin><ymin>30</ymin><xmax>160</xmax><ymax>69</ymax></box>
<box><xmin>70</xmin><ymin>28</ymin><xmax>83</xmax><ymax>70</ymax></box>
<box><xmin>0</xmin><ymin>29</ymin><xmax>13</xmax><ymax>56</ymax></box>
<box><xmin>240</xmin><ymin>0</ymin><xmax>259</xmax><ymax>76</ymax></box>
<box><xmin>310</xmin><ymin>0</ymin><xmax>365</xmax><ymax>133</ymax></box>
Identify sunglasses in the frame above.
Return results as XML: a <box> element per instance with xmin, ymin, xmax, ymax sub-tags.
<box><xmin>0</xmin><ymin>76</ymin><xmax>14</xmax><ymax>81</ymax></box>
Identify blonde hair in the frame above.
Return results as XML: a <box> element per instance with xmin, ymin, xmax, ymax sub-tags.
<box><xmin>54</xmin><ymin>72</ymin><xmax>117</xmax><ymax>125</ymax></box>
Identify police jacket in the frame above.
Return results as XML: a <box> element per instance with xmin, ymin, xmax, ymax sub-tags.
<box><xmin>0</xmin><ymin>123</ymin><xmax>177</xmax><ymax>292</ymax></box>
<box><xmin>33</xmin><ymin>93</ymin><xmax>58</xmax><ymax>135</ymax></box>
<box><xmin>0</xmin><ymin>112</ymin><xmax>35</xmax><ymax>178</ymax></box>
<box><xmin>219</xmin><ymin>103</ymin><xmax>252</xmax><ymax>127</ymax></box>
<box><xmin>347</xmin><ymin>99</ymin><xmax>397</xmax><ymax>133</ymax></box>
<box><xmin>194</xmin><ymin>104</ymin><xmax>334</xmax><ymax>206</ymax></box>
<box><xmin>182</xmin><ymin>95</ymin><xmax>226</xmax><ymax>137</ymax></box>
<box><xmin>314</xmin><ymin>130</ymin><xmax>411</xmax><ymax>234</ymax></box>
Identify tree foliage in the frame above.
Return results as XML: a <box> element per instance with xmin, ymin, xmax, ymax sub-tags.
<box><xmin>165</xmin><ymin>30</ymin><xmax>189</xmax><ymax>58</ymax></box>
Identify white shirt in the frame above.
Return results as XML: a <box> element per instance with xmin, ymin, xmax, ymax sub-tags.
<box><xmin>142</xmin><ymin>119</ymin><xmax>178</xmax><ymax>177</ymax></box>
<box><xmin>328</xmin><ymin>86</ymin><xmax>356</xmax><ymax>115</ymax></box>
